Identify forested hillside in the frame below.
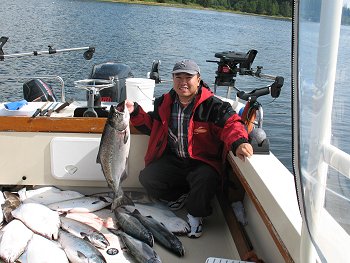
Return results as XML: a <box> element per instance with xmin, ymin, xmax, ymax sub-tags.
<box><xmin>154</xmin><ymin>0</ymin><xmax>293</xmax><ymax>17</ymax></box>
<box><xmin>151</xmin><ymin>0</ymin><xmax>350</xmax><ymax>21</ymax></box>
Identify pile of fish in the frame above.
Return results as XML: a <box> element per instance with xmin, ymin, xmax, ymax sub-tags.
<box><xmin>0</xmin><ymin>186</ymin><xmax>188</xmax><ymax>263</ymax></box>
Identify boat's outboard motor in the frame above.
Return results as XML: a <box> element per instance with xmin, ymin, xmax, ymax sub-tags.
<box><xmin>23</xmin><ymin>78</ymin><xmax>57</xmax><ymax>102</ymax></box>
<box><xmin>89</xmin><ymin>62</ymin><xmax>133</xmax><ymax>103</ymax></box>
<box><xmin>149</xmin><ymin>60</ymin><xmax>161</xmax><ymax>84</ymax></box>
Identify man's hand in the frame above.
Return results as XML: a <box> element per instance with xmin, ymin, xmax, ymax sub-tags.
<box><xmin>125</xmin><ymin>100</ymin><xmax>135</xmax><ymax>114</ymax></box>
<box><xmin>235</xmin><ymin>143</ymin><xmax>253</xmax><ymax>161</ymax></box>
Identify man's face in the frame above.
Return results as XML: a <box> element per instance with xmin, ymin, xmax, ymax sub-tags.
<box><xmin>173</xmin><ymin>73</ymin><xmax>201</xmax><ymax>98</ymax></box>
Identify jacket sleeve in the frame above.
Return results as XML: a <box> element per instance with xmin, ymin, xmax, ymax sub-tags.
<box><xmin>220</xmin><ymin>109</ymin><xmax>249</xmax><ymax>156</ymax></box>
<box><xmin>197</xmin><ymin>96</ymin><xmax>249</xmax><ymax>157</ymax></box>
<box><xmin>130</xmin><ymin>102</ymin><xmax>154</xmax><ymax>135</ymax></box>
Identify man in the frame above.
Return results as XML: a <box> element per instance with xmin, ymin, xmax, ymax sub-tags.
<box><xmin>126</xmin><ymin>59</ymin><xmax>253</xmax><ymax>238</ymax></box>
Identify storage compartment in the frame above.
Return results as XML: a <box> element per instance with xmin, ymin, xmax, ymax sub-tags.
<box><xmin>50</xmin><ymin>137</ymin><xmax>112</xmax><ymax>181</ymax></box>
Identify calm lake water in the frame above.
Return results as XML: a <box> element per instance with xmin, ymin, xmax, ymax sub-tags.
<box><xmin>0</xmin><ymin>0</ymin><xmax>293</xmax><ymax>171</ymax></box>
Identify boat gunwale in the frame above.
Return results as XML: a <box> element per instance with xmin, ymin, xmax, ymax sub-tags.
<box><xmin>0</xmin><ymin>115</ymin><xmax>140</xmax><ymax>134</ymax></box>
<box><xmin>227</xmin><ymin>153</ymin><xmax>295</xmax><ymax>263</ymax></box>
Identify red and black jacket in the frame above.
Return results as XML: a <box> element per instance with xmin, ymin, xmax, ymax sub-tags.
<box><xmin>130</xmin><ymin>84</ymin><xmax>249</xmax><ymax>175</ymax></box>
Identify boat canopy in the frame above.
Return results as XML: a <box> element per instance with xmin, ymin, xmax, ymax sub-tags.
<box><xmin>293</xmin><ymin>0</ymin><xmax>350</xmax><ymax>262</ymax></box>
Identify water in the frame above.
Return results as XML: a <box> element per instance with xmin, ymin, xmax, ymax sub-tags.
<box><xmin>0</xmin><ymin>0</ymin><xmax>292</xmax><ymax>171</ymax></box>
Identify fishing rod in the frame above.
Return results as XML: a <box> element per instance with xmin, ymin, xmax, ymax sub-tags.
<box><xmin>0</xmin><ymin>36</ymin><xmax>95</xmax><ymax>61</ymax></box>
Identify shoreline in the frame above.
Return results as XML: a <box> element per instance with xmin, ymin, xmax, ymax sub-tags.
<box><xmin>98</xmin><ymin>0</ymin><xmax>291</xmax><ymax>21</ymax></box>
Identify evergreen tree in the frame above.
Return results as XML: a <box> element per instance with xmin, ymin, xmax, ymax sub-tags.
<box><xmin>152</xmin><ymin>0</ymin><xmax>350</xmax><ymax>22</ymax></box>
<box><xmin>256</xmin><ymin>1</ymin><xmax>265</xmax><ymax>15</ymax></box>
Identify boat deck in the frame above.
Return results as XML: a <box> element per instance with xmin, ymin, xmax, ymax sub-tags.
<box><xmin>59</xmin><ymin>187</ymin><xmax>241</xmax><ymax>263</ymax></box>
<box><xmin>0</xmin><ymin>101</ymin><xmax>246</xmax><ymax>262</ymax></box>
<box><xmin>154</xmin><ymin>198</ymin><xmax>239</xmax><ymax>263</ymax></box>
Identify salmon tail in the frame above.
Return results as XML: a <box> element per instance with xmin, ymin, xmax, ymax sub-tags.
<box><xmin>111</xmin><ymin>194</ymin><xmax>134</xmax><ymax>210</ymax></box>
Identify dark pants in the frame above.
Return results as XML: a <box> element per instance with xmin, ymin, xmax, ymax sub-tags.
<box><xmin>139</xmin><ymin>153</ymin><xmax>219</xmax><ymax>217</ymax></box>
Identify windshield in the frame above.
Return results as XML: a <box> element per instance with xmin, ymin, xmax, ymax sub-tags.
<box><xmin>293</xmin><ymin>0</ymin><xmax>350</xmax><ymax>262</ymax></box>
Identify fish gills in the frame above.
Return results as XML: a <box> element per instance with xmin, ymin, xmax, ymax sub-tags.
<box><xmin>96</xmin><ymin>102</ymin><xmax>133</xmax><ymax>210</ymax></box>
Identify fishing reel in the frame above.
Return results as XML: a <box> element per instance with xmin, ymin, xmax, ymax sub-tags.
<box><xmin>148</xmin><ymin>60</ymin><xmax>161</xmax><ymax>84</ymax></box>
<box><xmin>207</xmin><ymin>49</ymin><xmax>257</xmax><ymax>89</ymax></box>
<box><xmin>0</xmin><ymin>36</ymin><xmax>8</xmax><ymax>61</ymax></box>
<box><xmin>207</xmin><ymin>49</ymin><xmax>284</xmax><ymax>154</ymax></box>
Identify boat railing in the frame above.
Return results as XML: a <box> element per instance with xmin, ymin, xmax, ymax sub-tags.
<box><xmin>323</xmin><ymin>144</ymin><xmax>350</xmax><ymax>179</ymax></box>
<box><xmin>0</xmin><ymin>75</ymin><xmax>66</xmax><ymax>102</ymax></box>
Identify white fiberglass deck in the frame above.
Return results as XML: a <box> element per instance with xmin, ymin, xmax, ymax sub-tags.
<box><xmin>154</xmin><ymin>198</ymin><xmax>239</xmax><ymax>263</ymax></box>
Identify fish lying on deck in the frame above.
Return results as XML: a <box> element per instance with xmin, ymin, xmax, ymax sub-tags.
<box><xmin>131</xmin><ymin>209</ymin><xmax>185</xmax><ymax>257</ymax></box>
<box><xmin>22</xmin><ymin>234</ymin><xmax>69</xmax><ymax>263</ymax></box>
<box><xmin>18</xmin><ymin>186</ymin><xmax>84</xmax><ymax>205</ymax></box>
<box><xmin>123</xmin><ymin>202</ymin><xmax>189</xmax><ymax>235</ymax></box>
<box><xmin>60</xmin><ymin>215</ymin><xmax>110</xmax><ymax>249</ymax></box>
<box><xmin>64</xmin><ymin>212</ymin><xmax>134</xmax><ymax>262</ymax></box>
<box><xmin>0</xmin><ymin>219</ymin><xmax>33</xmax><ymax>263</ymax></box>
<box><xmin>11</xmin><ymin>203</ymin><xmax>60</xmax><ymax>240</ymax></box>
<box><xmin>113</xmin><ymin>209</ymin><xmax>154</xmax><ymax>247</ymax></box>
<box><xmin>65</xmin><ymin>209</ymin><xmax>117</xmax><ymax>230</ymax></box>
<box><xmin>1</xmin><ymin>191</ymin><xmax>21</xmax><ymax>224</ymax></box>
<box><xmin>58</xmin><ymin>229</ymin><xmax>107</xmax><ymax>263</ymax></box>
<box><xmin>47</xmin><ymin>196</ymin><xmax>112</xmax><ymax>213</ymax></box>
<box><xmin>0</xmin><ymin>191</ymin><xmax>4</xmax><ymax>226</ymax></box>
<box><xmin>110</xmin><ymin>230</ymin><xmax>162</xmax><ymax>263</ymax></box>
<box><xmin>96</xmin><ymin>101</ymin><xmax>133</xmax><ymax>210</ymax></box>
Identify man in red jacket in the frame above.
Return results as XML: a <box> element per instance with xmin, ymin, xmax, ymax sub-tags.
<box><xmin>126</xmin><ymin>59</ymin><xmax>253</xmax><ymax>238</ymax></box>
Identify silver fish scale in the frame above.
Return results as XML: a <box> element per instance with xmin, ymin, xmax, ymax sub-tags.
<box><xmin>114</xmin><ymin>210</ymin><xmax>154</xmax><ymax>248</ymax></box>
<box><xmin>131</xmin><ymin>211</ymin><xmax>185</xmax><ymax>257</ymax></box>
<box><xmin>0</xmin><ymin>219</ymin><xmax>33</xmax><ymax>263</ymax></box>
<box><xmin>97</xmin><ymin>104</ymin><xmax>130</xmax><ymax>210</ymax></box>
<box><xmin>116</xmin><ymin>231</ymin><xmax>162</xmax><ymax>263</ymax></box>
<box><xmin>58</xmin><ymin>229</ymin><xmax>107</xmax><ymax>263</ymax></box>
<box><xmin>60</xmin><ymin>216</ymin><xmax>110</xmax><ymax>249</ymax></box>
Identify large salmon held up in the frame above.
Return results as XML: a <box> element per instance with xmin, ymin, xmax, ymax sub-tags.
<box><xmin>97</xmin><ymin>101</ymin><xmax>132</xmax><ymax>210</ymax></box>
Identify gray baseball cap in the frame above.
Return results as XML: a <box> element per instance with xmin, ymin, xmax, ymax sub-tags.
<box><xmin>172</xmin><ymin>59</ymin><xmax>200</xmax><ymax>75</ymax></box>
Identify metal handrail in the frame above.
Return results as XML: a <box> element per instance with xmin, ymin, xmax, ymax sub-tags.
<box><xmin>0</xmin><ymin>75</ymin><xmax>65</xmax><ymax>102</ymax></box>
